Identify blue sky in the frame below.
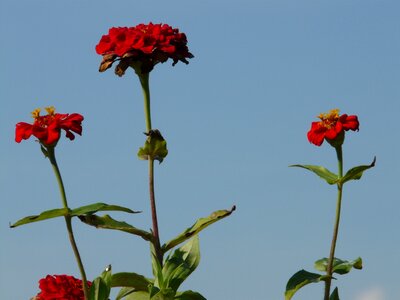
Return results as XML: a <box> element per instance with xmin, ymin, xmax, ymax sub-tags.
<box><xmin>1</xmin><ymin>0</ymin><xmax>399</xmax><ymax>299</ymax></box>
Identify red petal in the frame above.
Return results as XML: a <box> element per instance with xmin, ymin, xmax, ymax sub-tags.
<box><xmin>307</xmin><ymin>122</ymin><xmax>325</xmax><ymax>146</ymax></box>
<box><xmin>45</xmin><ymin>125</ymin><xmax>61</xmax><ymax>145</ymax></box>
<box><xmin>341</xmin><ymin>114</ymin><xmax>359</xmax><ymax>131</ymax></box>
<box><xmin>15</xmin><ymin>122</ymin><xmax>33</xmax><ymax>143</ymax></box>
<box><xmin>59</xmin><ymin>113</ymin><xmax>84</xmax><ymax>136</ymax></box>
<box><xmin>325</xmin><ymin>122</ymin><xmax>342</xmax><ymax>140</ymax></box>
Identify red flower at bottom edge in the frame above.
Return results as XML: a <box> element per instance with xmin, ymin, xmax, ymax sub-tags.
<box><xmin>307</xmin><ymin>109</ymin><xmax>359</xmax><ymax>146</ymax></box>
<box><xmin>35</xmin><ymin>275</ymin><xmax>91</xmax><ymax>300</ymax></box>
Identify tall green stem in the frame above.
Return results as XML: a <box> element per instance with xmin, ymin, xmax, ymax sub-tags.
<box><xmin>47</xmin><ymin>146</ymin><xmax>89</xmax><ymax>300</ymax></box>
<box><xmin>138</xmin><ymin>73</ymin><xmax>163</xmax><ymax>266</ymax></box>
<box><xmin>324</xmin><ymin>146</ymin><xmax>343</xmax><ymax>300</ymax></box>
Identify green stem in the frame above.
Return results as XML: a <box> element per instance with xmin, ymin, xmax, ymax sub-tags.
<box><xmin>138</xmin><ymin>72</ymin><xmax>163</xmax><ymax>266</ymax></box>
<box><xmin>149</xmin><ymin>158</ymin><xmax>163</xmax><ymax>265</ymax></box>
<box><xmin>47</xmin><ymin>146</ymin><xmax>89</xmax><ymax>300</ymax></box>
<box><xmin>324</xmin><ymin>146</ymin><xmax>343</xmax><ymax>300</ymax></box>
<box><xmin>139</xmin><ymin>72</ymin><xmax>152</xmax><ymax>132</ymax></box>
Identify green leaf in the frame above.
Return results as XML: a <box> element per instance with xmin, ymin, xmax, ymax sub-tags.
<box><xmin>150</xmin><ymin>242</ymin><xmax>164</xmax><ymax>290</ymax></box>
<box><xmin>290</xmin><ymin>164</ymin><xmax>338</xmax><ymax>185</ymax></box>
<box><xmin>285</xmin><ymin>270</ymin><xmax>328</xmax><ymax>300</ymax></box>
<box><xmin>40</xmin><ymin>145</ymin><xmax>49</xmax><ymax>158</ymax></box>
<box><xmin>314</xmin><ymin>257</ymin><xmax>362</xmax><ymax>275</ymax></box>
<box><xmin>149</xmin><ymin>285</ymin><xmax>161</xmax><ymax>299</ymax></box>
<box><xmin>162</xmin><ymin>206</ymin><xmax>236</xmax><ymax>253</ymax></box>
<box><xmin>121</xmin><ymin>290</ymin><xmax>150</xmax><ymax>300</ymax></box>
<box><xmin>101</xmin><ymin>265</ymin><xmax>112</xmax><ymax>289</ymax></box>
<box><xmin>10</xmin><ymin>203</ymin><xmax>138</xmax><ymax>228</ymax></box>
<box><xmin>175</xmin><ymin>290</ymin><xmax>206</xmax><ymax>300</ymax></box>
<box><xmin>78</xmin><ymin>214</ymin><xmax>154</xmax><ymax>242</ymax></box>
<box><xmin>10</xmin><ymin>208</ymin><xmax>70</xmax><ymax>228</ymax></box>
<box><xmin>111</xmin><ymin>272</ymin><xmax>152</xmax><ymax>291</ymax></box>
<box><xmin>116</xmin><ymin>287</ymin><xmax>136</xmax><ymax>300</ymax></box>
<box><xmin>115</xmin><ymin>288</ymin><xmax>206</xmax><ymax>300</ymax></box>
<box><xmin>148</xmin><ymin>285</ymin><xmax>175</xmax><ymax>300</ymax></box>
<box><xmin>89</xmin><ymin>265</ymin><xmax>112</xmax><ymax>300</ymax></box>
<box><xmin>70</xmin><ymin>202</ymin><xmax>140</xmax><ymax>216</ymax></box>
<box><xmin>138</xmin><ymin>130</ymin><xmax>168</xmax><ymax>163</ymax></box>
<box><xmin>340</xmin><ymin>157</ymin><xmax>376</xmax><ymax>185</ymax></box>
<box><xmin>330</xmin><ymin>287</ymin><xmax>340</xmax><ymax>300</ymax></box>
<box><xmin>163</xmin><ymin>236</ymin><xmax>200</xmax><ymax>292</ymax></box>
<box><xmin>89</xmin><ymin>278</ymin><xmax>109</xmax><ymax>300</ymax></box>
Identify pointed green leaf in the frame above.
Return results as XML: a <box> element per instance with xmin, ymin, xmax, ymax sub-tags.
<box><xmin>89</xmin><ymin>278</ymin><xmax>109</xmax><ymax>300</ymax></box>
<box><xmin>111</xmin><ymin>272</ymin><xmax>152</xmax><ymax>291</ymax></box>
<box><xmin>89</xmin><ymin>265</ymin><xmax>112</xmax><ymax>300</ymax></box>
<box><xmin>340</xmin><ymin>157</ymin><xmax>376</xmax><ymax>184</ymax></box>
<box><xmin>330</xmin><ymin>287</ymin><xmax>340</xmax><ymax>300</ymax></box>
<box><xmin>10</xmin><ymin>203</ymin><xmax>139</xmax><ymax>228</ymax></box>
<box><xmin>78</xmin><ymin>214</ymin><xmax>154</xmax><ymax>242</ymax></box>
<box><xmin>163</xmin><ymin>236</ymin><xmax>200</xmax><ymax>292</ymax></box>
<box><xmin>285</xmin><ymin>270</ymin><xmax>328</xmax><ymax>300</ymax></box>
<box><xmin>70</xmin><ymin>203</ymin><xmax>140</xmax><ymax>216</ymax></box>
<box><xmin>175</xmin><ymin>290</ymin><xmax>206</xmax><ymax>300</ymax></box>
<box><xmin>290</xmin><ymin>164</ymin><xmax>338</xmax><ymax>184</ymax></box>
<box><xmin>101</xmin><ymin>265</ymin><xmax>112</xmax><ymax>289</ymax></box>
<box><xmin>314</xmin><ymin>257</ymin><xmax>362</xmax><ymax>275</ymax></box>
<box><xmin>162</xmin><ymin>206</ymin><xmax>236</xmax><ymax>253</ymax></box>
<box><xmin>10</xmin><ymin>208</ymin><xmax>70</xmax><ymax>228</ymax></box>
<box><xmin>138</xmin><ymin>130</ymin><xmax>168</xmax><ymax>163</ymax></box>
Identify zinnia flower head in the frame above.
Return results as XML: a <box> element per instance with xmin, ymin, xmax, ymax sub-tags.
<box><xmin>15</xmin><ymin>106</ymin><xmax>84</xmax><ymax>146</ymax></box>
<box><xmin>96</xmin><ymin>22</ymin><xmax>194</xmax><ymax>75</ymax></box>
<box><xmin>35</xmin><ymin>274</ymin><xmax>91</xmax><ymax>300</ymax></box>
<box><xmin>307</xmin><ymin>109</ymin><xmax>359</xmax><ymax>147</ymax></box>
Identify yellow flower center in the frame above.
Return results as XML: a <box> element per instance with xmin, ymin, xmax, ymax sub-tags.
<box><xmin>31</xmin><ymin>106</ymin><xmax>57</xmax><ymax>127</ymax></box>
<box><xmin>31</xmin><ymin>106</ymin><xmax>56</xmax><ymax>121</ymax></box>
<box><xmin>45</xmin><ymin>106</ymin><xmax>56</xmax><ymax>116</ymax></box>
<box><xmin>318</xmin><ymin>109</ymin><xmax>340</xmax><ymax>129</ymax></box>
<box><xmin>31</xmin><ymin>108</ymin><xmax>41</xmax><ymax>119</ymax></box>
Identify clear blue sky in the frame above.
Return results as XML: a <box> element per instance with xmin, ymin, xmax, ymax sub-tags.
<box><xmin>1</xmin><ymin>0</ymin><xmax>399</xmax><ymax>299</ymax></box>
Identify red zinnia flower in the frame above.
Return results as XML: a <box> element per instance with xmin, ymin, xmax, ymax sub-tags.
<box><xmin>15</xmin><ymin>107</ymin><xmax>84</xmax><ymax>146</ymax></box>
<box><xmin>96</xmin><ymin>22</ymin><xmax>193</xmax><ymax>75</ymax></box>
<box><xmin>307</xmin><ymin>109</ymin><xmax>359</xmax><ymax>147</ymax></box>
<box><xmin>35</xmin><ymin>274</ymin><xmax>91</xmax><ymax>300</ymax></box>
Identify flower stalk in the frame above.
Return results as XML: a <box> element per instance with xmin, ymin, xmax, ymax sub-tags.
<box><xmin>47</xmin><ymin>146</ymin><xmax>89</xmax><ymax>300</ymax></box>
<box><xmin>324</xmin><ymin>146</ymin><xmax>343</xmax><ymax>300</ymax></box>
<box><xmin>139</xmin><ymin>72</ymin><xmax>152</xmax><ymax>132</ymax></box>
<box><xmin>139</xmin><ymin>73</ymin><xmax>163</xmax><ymax>266</ymax></box>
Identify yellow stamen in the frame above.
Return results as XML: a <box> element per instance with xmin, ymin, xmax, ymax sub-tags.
<box><xmin>318</xmin><ymin>109</ymin><xmax>340</xmax><ymax>120</ymax></box>
<box><xmin>31</xmin><ymin>108</ymin><xmax>41</xmax><ymax>119</ymax></box>
<box><xmin>317</xmin><ymin>109</ymin><xmax>340</xmax><ymax>129</ymax></box>
<box><xmin>45</xmin><ymin>106</ymin><xmax>56</xmax><ymax>116</ymax></box>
